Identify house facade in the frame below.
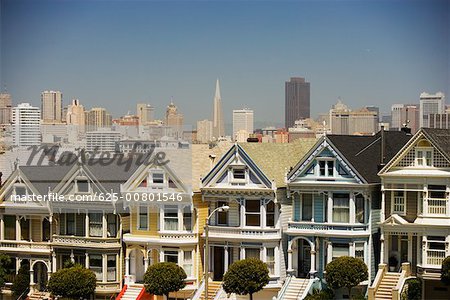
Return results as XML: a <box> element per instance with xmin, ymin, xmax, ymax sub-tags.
<box><xmin>374</xmin><ymin>128</ymin><xmax>450</xmax><ymax>299</ymax></box>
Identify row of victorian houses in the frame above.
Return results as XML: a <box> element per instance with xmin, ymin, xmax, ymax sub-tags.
<box><xmin>0</xmin><ymin>128</ymin><xmax>449</xmax><ymax>300</ymax></box>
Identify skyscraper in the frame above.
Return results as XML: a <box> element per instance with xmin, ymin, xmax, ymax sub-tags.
<box><xmin>285</xmin><ymin>77</ymin><xmax>310</xmax><ymax>128</ymax></box>
<box><xmin>0</xmin><ymin>92</ymin><xmax>12</xmax><ymax>125</ymax></box>
<box><xmin>196</xmin><ymin>119</ymin><xmax>213</xmax><ymax>143</ymax></box>
<box><xmin>12</xmin><ymin>103</ymin><xmax>41</xmax><ymax>147</ymax></box>
<box><xmin>419</xmin><ymin>92</ymin><xmax>445</xmax><ymax>128</ymax></box>
<box><xmin>136</xmin><ymin>103</ymin><xmax>155</xmax><ymax>125</ymax></box>
<box><xmin>41</xmin><ymin>90</ymin><xmax>63</xmax><ymax>123</ymax></box>
<box><xmin>391</xmin><ymin>104</ymin><xmax>419</xmax><ymax>133</ymax></box>
<box><xmin>212</xmin><ymin>79</ymin><xmax>224</xmax><ymax>139</ymax></box>
<box><xmin>232</xmin><ymin>109</ymin><xmax>254</xmax><ymax>140</ymax></box>
<box><xmin>85</xmin><ymin>107</ymin><xmax>112</xmax><ymax>131</ymax></box>
<box><xmin>67</xmin><ymin>99</ymin><xmax>86</xmax><ymax>133</ymax></box>
<box><xmin>165</xmin><ymin>101</ymin><xmax>184</xmax><ymax>136</ymax></box>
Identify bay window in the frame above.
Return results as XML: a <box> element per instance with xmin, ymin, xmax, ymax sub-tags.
<box><xmin>332</xmin><ymin>193</ymin><xmax>350</xmax><ymax>223</ymax></box>
<box><xmin>318</xmin><ymin>159</ymin><xmax>334</xmax><ymax>177</ymax></box>
<box><xmin>164</xmin><ymin>205</ymin><xmax>178</xmax><ymax>231</ymax></box>
<box><xmin>89</xmin><ymin>213</ymin><xmax>103</xmax><ymax>237</ymax></box>
<box><xmin>245</xmin><ymin>200</ymin><xmax>261</xmax><ymax>226</ymax></box>
<box><xmin>89</xmin><ymin>254</ymin><xmax>102</xmax><ymax>281</ymax></box>
<box><xmin>392</xmin><ymin>191</ymin><xmax>405</xmax><ymax>215</ymax></box>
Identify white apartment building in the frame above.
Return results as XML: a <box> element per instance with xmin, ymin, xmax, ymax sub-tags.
<box><xmin>419</xmin><ymin>92</ymin><xmax>445</xmax><ymax>128</ymax></box>
<box><xmin>196</xmin><ymin>119</ymin><xmax>213</xmax><ymax>143</ymax></box>
<box><xmin>11</xmin><ymin>103</ymin><xmax>41</xmax><ymax>147</ymax></box>
<box><xmin>232</xmin><ymin>108</ymin><xmax>254</xmax><ymax>141</ymax></box>
<box><xmin>86</xmin><ymin>129</ymin><xmax>121</xmax><ymax>153</ymax></box>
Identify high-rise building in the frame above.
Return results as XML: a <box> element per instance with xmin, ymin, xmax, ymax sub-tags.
<box><xmin>419</xmin><ymin>92</ymin><xmax>445</xmax><ymax>128</ymax></box>
<box><xmin>136</xmin><ymin>103</ymin><xmax>155</xmax><ymax>125</ymax></box>
<box><xmin>86</xmin><ymin>129</ymin><xmax>121</xmax><ymax>152</ymax></box>
<box><xmin>232</xmin><ymin>109</ymin><xmax>254</xmax><ymax>140</ymax></box>
<box><xmin>212</xmin><ymin>79</ymin><xmax>224</xmax><ymax>139</ymax></box>
<box><xmin>85</xmin><ymin>107</ymin><xmax>112</xmax><ymax>131</ymax></box>
<box><xmin>165</xmin><ymin>101</ymin><xmax>183</xmax><ymax>129</ymax></box>
<box><xmin>12</xmin><ymin>103</ymin><xmax>41</xmax><ymax>147</ymax></box>
<box><xmin>66</xmin><ymin>99</ymin><xmax>85</xmax><ymax>127</ymax></box>
<box><xmin>0</xmin><ymin>92</ymin><xmax>12</xmax><ymax>125</ymax></box>
<box><xmin>285</xmin><ymin>77</ymin><xmax>310</xmax><ymax>128</ymax></box>
<box><xmin>329</xmin><ymin>100</ymin><xmax>378</xmax><ymax>135</ymax></box>
<box><xmin>41</xmin><ymin>90</ymin><xmax>63</xmax><ymax>123</ymax></box>
<box><xmin>390</xmin><ymin>104</ymin><xmax>419</xmax><ymax>133</ymax></box>
<box><xmin>196</xmin><ymin>119</ymin><xmax>213</xmax><ymax>143</ymax></box>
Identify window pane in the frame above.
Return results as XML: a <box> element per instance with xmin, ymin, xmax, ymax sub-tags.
<box><xmin>355</xmin><ymin>243</ymin><xmax>364</xmax><ymax>261</ymax></box>
<box><xmin>332</xmin><ymin>194</ymin><xmax>349</xmax><ymax>223</ymax></box>
<box><xmin>327</xmin><ymin>161</ymin><xmax>334</xmax><ymax>176</ymax></box>
<box><xmin>77</xmin><ymin>180</ymin><xmax>89</xmax><ymax>192</ymax></box>
<box><xmin>107</xmin><ymin>255</ymin><xmax>116</xmax><ymax>282</ymax></box>
<box><xmin>15</xmin><ymin>186</ymin><xmax>26</xmax><ymax>196</ymax></box>
<box><xmin>4</xmin><ymin>216</ymin><xmax>15</xmax><ymax>240</ymax></box>
<box><xmin>183</xmin><ymin>206</ymin><xmax>192</xmax><ymax>231</ymax></box>
<box><xmin>164</xmin><ymin>205</ymin><xmax>178</xmax><ymax>231</ymax></box>
<box><xmin>107</xmin><ymin>214</ymin><xmax>117</xmax><ymax>237</ymax></box>
<box><xmin>246</xmin><ymin>214</ymin><xmax>260</xmax><ymax>226</ymax></box>
<box><xmin>67</xmin><ymin>213</ymin><xmax>76</xmax><ymax>235</ymax></box>
<box><xmin>332</xmin><ymin>243</ymin><xmax>349</xmax><ymax>260</ymax></box>
<box><xmin>245</xmin><ymin>248</ymin><xmax>260</xmax><ymax>259</ymax></box>
<box><xmin>302</xmin><ymin>194</ymin><xmax>313</xmax><ymax>221</ymax></box>
<box><xmin>217</xmin><ymin>201</ymin><xmax>228</xmax><ymax>225</ymax></box>
<box><xmin>355</xmin><ymin>195</ymin><xmax>365</xmax><ymax>223</ymax></box>
<box><xmin>139</xmin><ymin>206</ymin><xmax>148</xmax><ymax>230</ymax></box>
<box><xmin>183</xmin><ymin>251</ymin><xmax>193</xmax><ymax>277</ymax></box>
<box><xmin>89</xmin><ymin>255</ymin><xmax>102</xmax><ymax>281</ymax></box>
<box><xmin>89</xmin><ymin>213</ymin><xmax>103</xmax><ymax>237</ymax></box>
<box><xmin>152</xmin><ymin>172</ymin><xmax>164</xmax><ymax>184</ymax></box>
<box><xmin>164</xmin><ymin>251</ymin><xmax>178</xmax><ymax>264</ymax></box>
<box><xmin>246</xmin><ymin>200</ymin><xmax>260</xmax><ymax>212</ymax></box>
<box><xmin>233</xmin><ymin>169</ymin><xmax>245</xmax><ymax>179</ymax></box>
<box><xmin>266</xmin><ymin>201</ymin><xmax>275</xmax><ymax>227</ymax></box>
<box><xmin>319</xmin><ymin>161</ymin><xmax>326</xmax><ymax>176</ymax></box>
<box><xmin>266</xmin><ymin>248</ymin><xmax>275</xmax><ymax>275</ymax></box>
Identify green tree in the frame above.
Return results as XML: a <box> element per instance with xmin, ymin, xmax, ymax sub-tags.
<box><xmin>0</xmin><ymin>254</ymin><xmax>11</xmax><ymax>291</ymax></box>
<box><xmin>47</xmin><ymin>264</ymin><xmax>96</xmax><ymax>299</ymax></box>
<box><xmin>325</xmin><ymin>256</ymin><xmax>368</xmax><ymax>299</ymax></box>
<box><xmin>222</xmin><ymin>258</ymin><xmax>270</xmax><ymax>300</ymax></box>
<box><xmin>12</xmin><ymin>262</ymin><xmax>30</xmax><ymax>300</ymax></box>
<box><xmin>401</xmin><ymin>278</ymin><xmax>421</xmax><ymax>300</ymax></box>
<box><xmin>441</xmin><ymin>256</ymin><xmax>450</xmax><ymax>285</ymax></box>
<box><xmin>144</xmin><ymin>262</ymin><xmax>187</xmax><ymax>299</ymax></box>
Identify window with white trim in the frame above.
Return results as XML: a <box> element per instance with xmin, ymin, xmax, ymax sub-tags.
<box><xmin>301</xmin><ymin>194</ymin><xmax>313</xmax><ymax>221</ymax></box>
<box><xmin>14</xmin><ymin>185</ymin><xmax>27</xmax><ymax>197</ymax></box>
<box><xmin>164</xmin><ymin>250</ymin><xmax>179</xmax><ymax>264</ymax></box>
<box><xmin>152</xmin><ymin>172</ymin><xmax>164</xmax><ymax>184</ymax></box>
<box><xmin>266</xmin><ymin>201</ymin><xmax>275</xmax><ymax>227</ymax></box>
<box><xmin>332</xmin><ymin>193</ymin><xmax>350</xmax><ymax>223</ymax></box>
<box><xmin>138</xmin><ymin>205</ymin><xmax>148</xmax><ymax>230</ymax></box>
<box><xmin>332</xmin><ymin>243</ymin><xmax>349</xmax><ymax>260</ymax></box>
<box><xmin>89</xmin><ymin>254</ymin><xmax>102</xmax><ymax>281</ymax></box>
<box><xmin>183</xmin><ymin>206</ymin><xmax>192</xmax><ymax>231</ymax></box>
<box><xmin>355</xmin><ymin>194</ymin><xmax>365</xmax><ymax>223</ymax></box>
<box><xmin>164</xmin><ymin>205</ymin><xmax>179</xmax><ymax>231</ymax></box>
<box><xmin>355</xmin><ymin>242</ymin><xmax>365</xmax><ymax>261</ymax></box>
<box><xmin>415</xmin><ymin>148</ymin><xmax>433</xmax><ymax>166</ymax></box>
<box><xmin>66</xmin><ymin>213</ymin><xmax>75</xmax><ymax>235</ymax></box>
<box><xmin>233</xmin><ymin>168</ymin><xmax>246</xmax><ymax>180</ymax></box>
<box><xmin>245</xmin><ymin>200</ymin><xmax>261</xmax><ymax>226</ymax></box>
<box><xmin>89</xmin><ymin>212</ymin><xmax>103</xmax><ymax>237</ymax></box>
<box><xmin>107</xmin><ymin>255</ymin><xmax>116</xmax><ymax>282</ymax></box>
<box><xmin>318</xmin><ymin>159</ymin><xmax>334</xmax><ymax>177</ymax></box>
<box><xmin>392</xmin><ymin>191</ymin><xmax>406</xmax><ymax>215</ymax></box>
<box><xmin>76</xmin><ymin>179</ymin><xmax>89</xmax><ymax>193</ymax></box>
<box><xmin>245</xmin><ymin>248</ymin><xmax>260</xmax><ymax>259</ymax></box>
<box><xmin>266</xmin><ymin>248</ymin><xmax>275</xmax><ymax>275</ymax></box>
<box><xmin>183</xmin><ymin>251</ymin><xmax>193</xmax><ymax>277</ymax></box>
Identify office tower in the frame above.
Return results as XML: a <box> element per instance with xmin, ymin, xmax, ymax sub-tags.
<box><xmin>419</xmin><ymin>92</ymin><xmax>445</xmax><ymax>128</ymax></box>
<box><xmin>0</xmin><ymin>92</ymin><xmax>12</xmax><ymax>125</ymax></box>
<box><xmin>391</xmin><ymin>104</ymin><xmax>404</xmax><ymax>130</ymax></box>
<box><xmin>85</xmin><ymin>107</ymin><xmax>112</xmax><ymax>131</ymax></box>
<box><xmin>67</xmin><ymin>99</ymin><xmax>85</xmax><ymax>126</ymax></box>
<box><xmin>196</xmin><ymin>119</ymin><xmax>213</xmax><ymax>143</ymax></box>
<box><xmin>232</xmin><ymin>109</ymin><xmax>254</xmax><ymax>140</ymax></box>
<box><xmin>329</xmin><ymin>100</ymin><xmax>378</xmax><ymax>135</ymax></box>
<box><xmin>136</xmin><ymin>103</ymin><xmax>155</xmax><ymax>125</ymax></box>
<box><xmin>11</xmin><ymin>103</ymin><xmax>41</xmax><ymax>147</ymax></box>
<box><xmin>285</xmin><ymin>77</ymin><xmax>310</xmax><ymax>128</ymax></box>
<box><xmin>165</xmin><ymin>101</ymin><xmax>184</xmax><ymax>128</ymax></box>
<box><xmin>212</xmin><ymin>79</ymin><xmax>224</xmax><ymax>139</ymax></box>
<box><xmin>391</xmin><ymin>104</ymin><xmax>420</xmax><ymax>133</ymax></box>
<box><xmin>86</xmin><ymin>129</ymin><xmax>121</xmax><ymax>152</ymax></box>
<box><xmin>41</xmin><ymin>90</ymin><xmax>63</xmax><ymax>123</ymax></box>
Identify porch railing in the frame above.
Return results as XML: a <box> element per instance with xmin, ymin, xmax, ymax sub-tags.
<box><xmin>287</xmin><ymin>221</ymin><xmax>368</xmax><ymax>232</ymax></box>
<box><xmin>426</xmin><ymin>249</ymin><xmax>446</xmax><ymax>266</ymax></box>
<box><xmin>425</xmin><ymin>198</ymin><xmax>448</xmax><ymax>215</ymax></box>
<box><xmin>0</xmin><ymin>240</ymin><xmax>51</xmax><ymax>251</ymax></box>
<box><xmin>207</xmin><ymin>226</ymin><xmax>280</xmax><ymax>238</ymax></box>
<box><xmin>52</xmin><ymin>235</ymin><xmax>120</xmax><ymax>246</ymax></box>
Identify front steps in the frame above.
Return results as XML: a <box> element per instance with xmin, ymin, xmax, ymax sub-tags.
<box><xmin>279</xmin><ymin>277</ymin><xmax>310</xmax><ymax>300</ymax></box>
<box><xmin>119</xmin><ymin>284</ymin><xmax>145</xmax><ymax>300</ymax></box>
<box><xmin>199</xmin><ymin>281</ymin><xmax>222</xmax><ymax>300</ymax></box>
<box><xmin>374</xmin><ymin>272</ymin><xmax>401</xmax><ymax>300</ymax></box>
<box><xmin>28</xmin><ymin>291</ymin><xmax>50</xmax><ymax>300</ymax></box>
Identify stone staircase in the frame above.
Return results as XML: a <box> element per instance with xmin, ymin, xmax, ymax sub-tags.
<box><xmin>374</xmin><ymin>272</ymin><xmax>401</xmax><ymax>300</ymax></box>
<box><xmin>119</xmin><ymin>284</ymin><xmax>145</xmax><ymax>300</ymax></box>
<box><xmin>279</xmin><ymin>277</ymin><xmax>310</xmax><ymax>300</ymax></box>
<box><xmin>199</xmin><ymin>281</ymin><xmax>222</xmax><ymax>300</ymax></box>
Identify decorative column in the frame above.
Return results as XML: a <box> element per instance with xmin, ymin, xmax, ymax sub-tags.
<box><xmin>144</xmin><ymin>251</ymin><xmax>149</xmax><ymax>272</ymax></box>
<box><xmin>29</xmin><ymin>264</ymin><xmax>35</xmax><ymax>292</ymax></box>
<box><xmin>102</xmin><ymin>212</ymin><xmax>107</xmax><ymax>238</ymax></box>
<box><xmin>327</xmin><ymin>193</ymin><xmax>333</xmax><ymax>222</ymax></box>
<box><xmin>0</xmin><ymin>215</ymin><xmax>4</xmax><ymax>240</ymax></box>
<box><xmin>85</xmin><ymin>253</ymin><xmax>90</xmax><ymax>269</ymax></box>
<box><xmin>85</xmin><ymin>212</ymin><xmax>90</xmax><ymax>238</ymax></box>
<box><xmin>52</xmin><ymin>253</ymin><xmax>57</xmax><ymax>273</ymax></box>
<box><xmin>70</xmin><ymin>250</ymin><xmax>75</xmax><ymax>263</ymax></box>
<box><xmin>350</xmin><ymin>193</ymin><xmax>356</xmax><ymax>224</ymax></box>
<box><xmin>102</xmin><ymin>254</ymin><xmax>107</xmax><ymax>282</ymax></box>
<box><xmin>381</xmin><ymin>187</ymin><xmax>385</xmax><ymax>222</ymax></box>
<box><xmin>49</xmin><ymin>216</ymin><xmax>53</xmax><ymax>242</ymax></box>
<box><xmin>16</xmin><ymin>216</ymin><xmax>21</xmax><ymax>241</ymax></box>
<box><xmin>224</xmin><ymin>246</ymin><xmax>229</xmax><ymax>273</ymax></box>
<box><xmin>327</xmin><ymin>241</ymin><xmax>332</xmax><ymax>264</ymax></box>
<box><xmin>125</xmin><ymin>256</ymin><xmax>130</xmax><ymax>277</ymax></box>
<box><xmin>407</xmin><ymin>233</ymin><xmax>413</xmax><ymax>263</ymax></box>
<box><xmin>310</xmin><ymin>240</ymin><xmax>316</xmax><ymax>277</ymax></box>
<box><xmin>287</xmin><ymin>240</ymin><xmax>293</xmax><ymax>273</ymax></box>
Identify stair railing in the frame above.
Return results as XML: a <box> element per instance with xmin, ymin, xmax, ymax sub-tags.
<box><xmin>276</xmin><ymin>275</ymin><xmax>292</xmax><ymax>300</ymax></box>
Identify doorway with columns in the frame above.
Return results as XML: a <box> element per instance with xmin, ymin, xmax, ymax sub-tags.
<box><xmin>288</xmin><ymin>237</ymin><xmax>316</xmax><ymax>278</ymax></box>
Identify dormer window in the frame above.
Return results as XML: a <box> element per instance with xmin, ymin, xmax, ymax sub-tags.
<box><xmin>318</xmin><ymin>159</ymin><xmax>334</xmax><ymax>177</ymax></box>
<box><xmin>77</xmin><ymin>179</ymin><xmax>89</xmax><ymax>193</ymax></box>
<box><xmin>415</xmin><ymin>148</ymin><xmax>433</xmax><ymax>166</ymax></box>
<box><xmin>152</xmin><ymin>172</ymin><xmax>164</xmax><ymax>184</ymax></box>
<box><xmin>233</xmin><ymin>168</ymin><xmax>246</xmax><ymax>180</ymax></box>
<box><xmin>14</xmin><ymin>185</ymin><xmax>27</xmax><ymax>197</ymax></box>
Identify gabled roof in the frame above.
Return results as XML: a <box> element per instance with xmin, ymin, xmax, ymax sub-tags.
<box><xmin>240</xmin><ymin>139</ymin><xmax>317</xmax><ymax>187</ymax></box>
<box><xmin>379</xmin><ymin>128</ymin><xmax>450</xmax><ymax>174</ymax></box>
<box><xmin>327</xmin><ymin>131</ymin><xmax>411</xmax><ymax>183</ymax></box>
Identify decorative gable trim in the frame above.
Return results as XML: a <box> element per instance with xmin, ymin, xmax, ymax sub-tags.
<box><xmin>201</xmin><ymin>144</ymin><xmax>274</xmax><ymax>190</ymax></box>
<box><xmin>0</xmin><ymin>169</ymin><xmax>45</xmax><ymax>207</ymax></box>
<box><xmin>287</xmin><ymin>137</ymin><xmax>365</xmax><ymax>184</ymax></box>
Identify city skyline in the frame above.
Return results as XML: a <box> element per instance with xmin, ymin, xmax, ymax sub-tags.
<box><xmin>1</xmin><ymin>0</ymin><xmax>448</xmax><ymax>126</ymax></box>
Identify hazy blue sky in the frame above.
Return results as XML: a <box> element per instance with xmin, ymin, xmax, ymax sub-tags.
<box><xmin>1</xmin><ymin>0</ymin><xmax>448</xmax><ymax>127</ymax></box>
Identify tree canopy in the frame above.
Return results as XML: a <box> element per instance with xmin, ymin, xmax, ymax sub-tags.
<box><xmin>325</xmin><ymin>256</ymin><xmax>368</xmax><ymax>298</ymax></box>
<box><xmin>222</xmin><ymin>258</ymin><xmax>270</xmax><ymax>300</ymax></box>
<box><xmin>144</xmin><ymin>262</ymin><xmax>187</xmax><ymax>299</ymax></box>
<box><xmin>441</xmin><ymin>256</ymin><xmax>450</xmax><ymax>285</ymax></box>
<box><xmin>47</xmin><ymin>264</ymin><xmax>96</xmax><ymax>299</ymax></box>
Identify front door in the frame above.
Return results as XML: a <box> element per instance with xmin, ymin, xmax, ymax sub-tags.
<box><xmin>213</xmin><ymin>247</ymin><xmax>225</xmax><ymax>281</ymax></box>
<box><xmin>297</xmin><ymin>239</ymin><xmax>311</xmax><ymax>278</ymax></box>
